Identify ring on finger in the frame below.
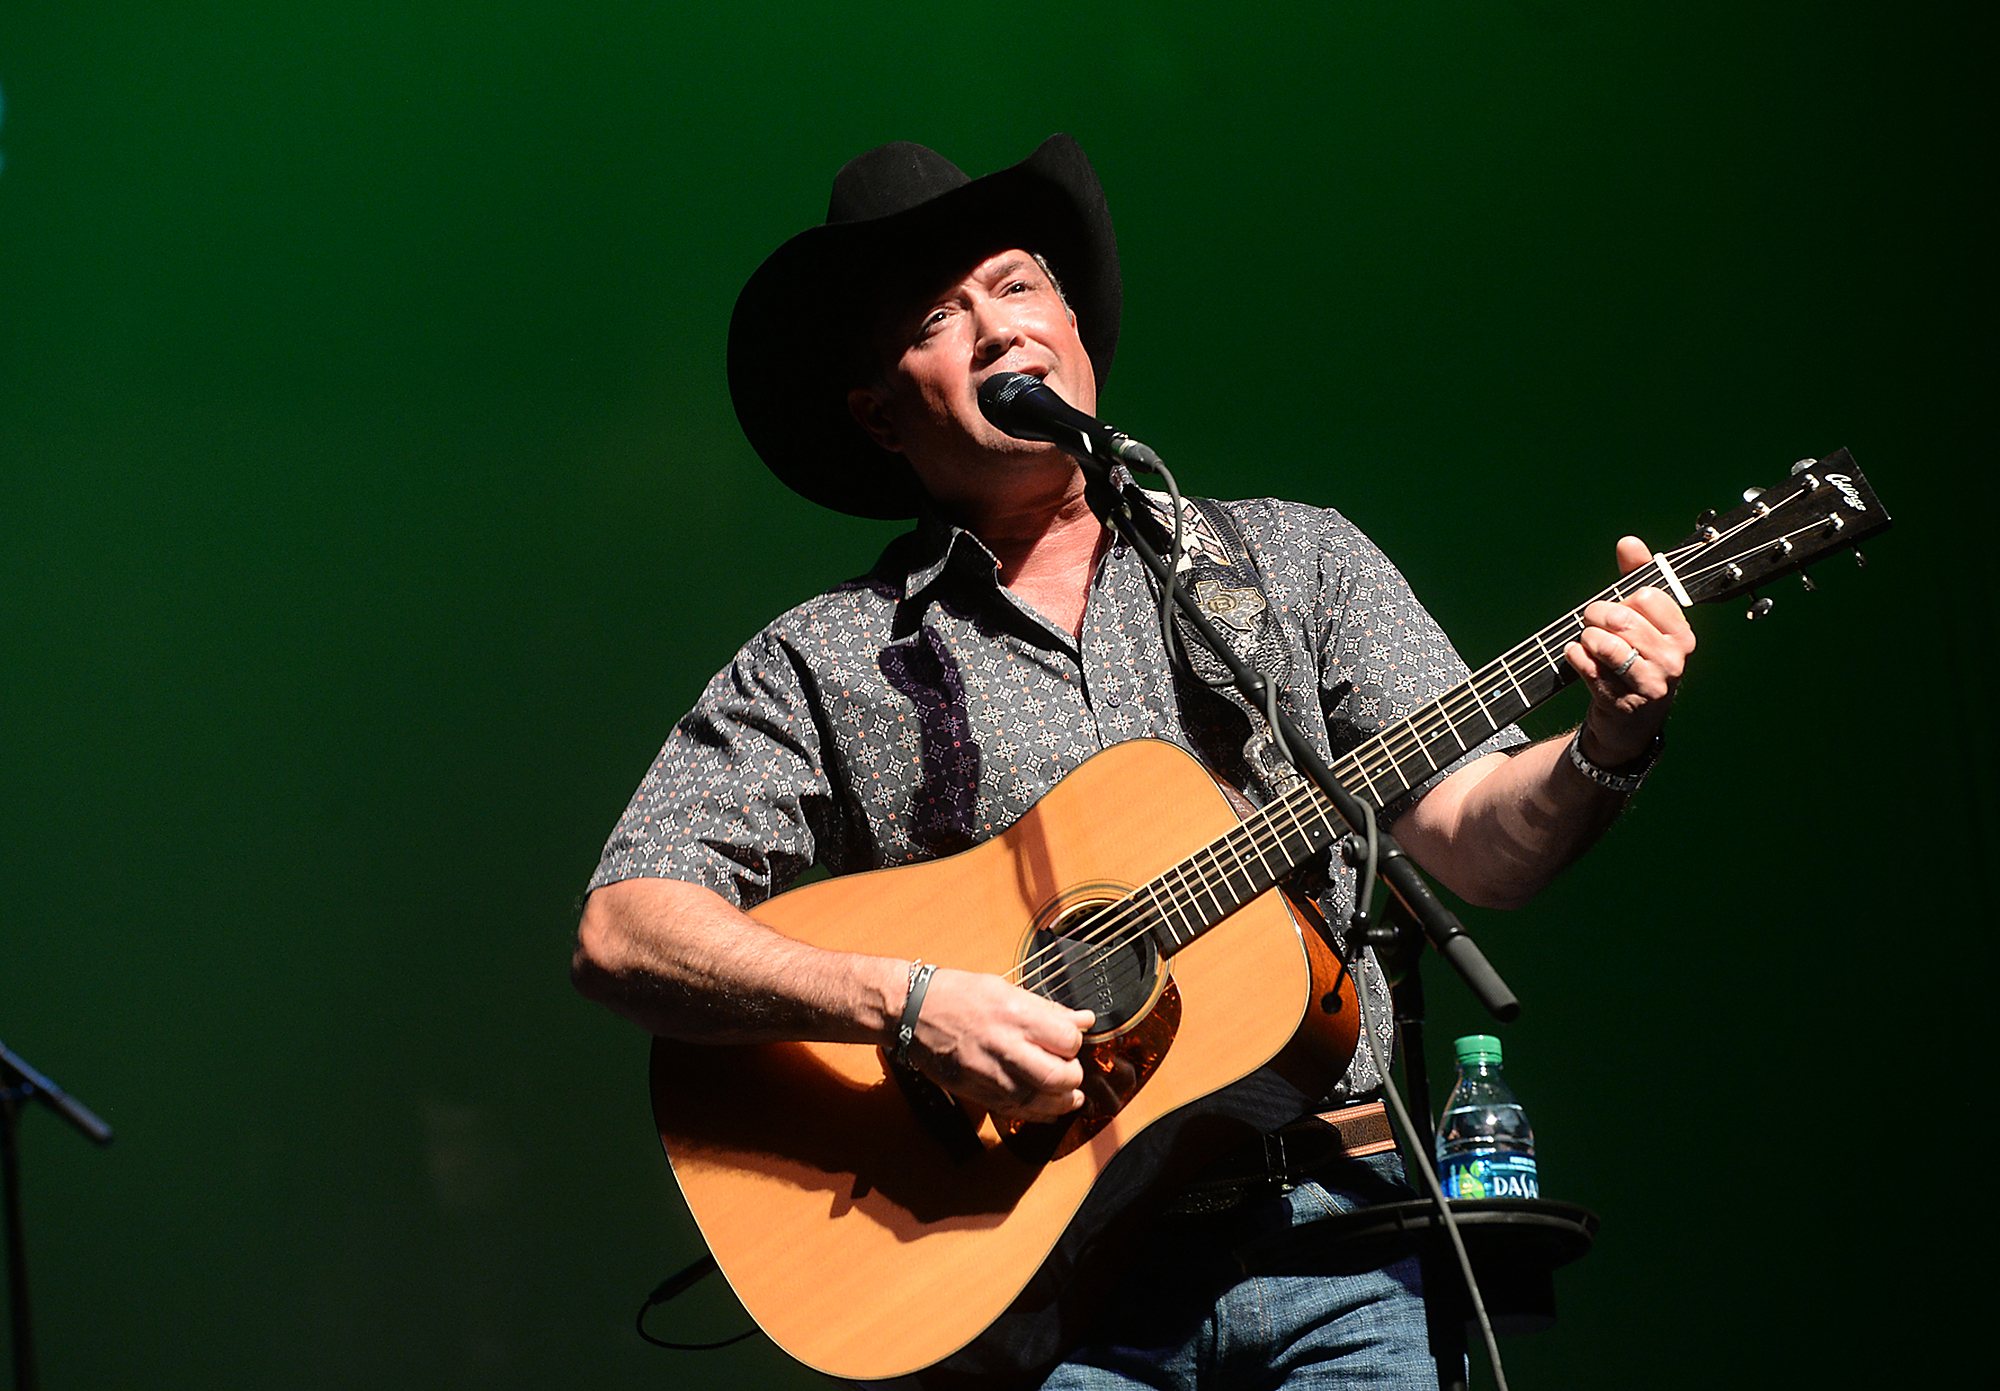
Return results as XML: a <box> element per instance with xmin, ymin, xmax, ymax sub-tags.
<box><xmin>1613</xmin><ymin>645</ymin><xmax>1642</xmax><ymax>677</ymax></box>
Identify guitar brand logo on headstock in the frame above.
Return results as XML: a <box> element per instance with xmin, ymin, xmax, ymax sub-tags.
<box><xmin>1826</xmin><ymin>474</ymin><xmax>1868</xmax><ymax>513</ymax></box>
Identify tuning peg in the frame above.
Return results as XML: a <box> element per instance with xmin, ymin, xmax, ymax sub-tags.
<box><xmin>1854</xmin><ymin>549</ymin><xmax>1868</xmax><ymax>569</ymax></box>
<box><xmin>1800</xmin><ymin>572</ymin><xmax>1817</xmax><ymax>593</ymax></box>
<box><xmin>1696</xmin><ymin>508</ymin><xmax>1718</xmax><ymax>527</ymax></box>
<box><xmin>1742</xmin><ymin>486</ymin><xmax>1766</xmax><ymax>503</ymax></box>
<box><xmin>1747</xmin><ymin>595</ymin><xmax>1775</xmax><ymax>621</ymax></box>
<box><xmin>1790</xmin><ymin>457</ymin><xmax>1820</xmax><ymax>475</ymax></box>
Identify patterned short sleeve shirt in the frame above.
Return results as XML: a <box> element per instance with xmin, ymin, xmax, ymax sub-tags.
<box><xmin>590</xmin><ymin>492</ymin><xmax>1526</xmax><ymax>1096</ymax></box>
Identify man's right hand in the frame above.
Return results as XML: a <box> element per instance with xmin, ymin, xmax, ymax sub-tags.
<box><xmin>902</xmin><ymin>968</ymin><xmax>1095</xmax><ymax>1122</ymax></box>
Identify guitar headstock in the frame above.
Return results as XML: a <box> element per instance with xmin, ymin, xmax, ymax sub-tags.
<box><xmin>1665</xmin><ymin>449</ymin><xmax>1891</xmax><ymax>609</ymax></box>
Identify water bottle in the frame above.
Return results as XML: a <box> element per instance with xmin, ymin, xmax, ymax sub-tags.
<box><xmin>1436</xmin><ymin>1034</ymin><xmax>1540</xmax><ymax>1200</ymax></box>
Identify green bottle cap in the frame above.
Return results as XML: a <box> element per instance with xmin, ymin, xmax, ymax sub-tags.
<box><xmin>1454</xmin><ymin>1034</ymin><xmax>1503</xmax><ymax>1067</ymax></box>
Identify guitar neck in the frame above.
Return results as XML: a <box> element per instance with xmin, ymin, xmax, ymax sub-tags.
<box><xmin>1134</xmin><ymin>557</ymin><xmax>1681</xmax><ymax>956</ymax></box>
<box><xmin>1329</xmin><ymin>556</ymin><xmax>1682</xmax><ymax>808</ymax></box>
<box><xmin>1112</xmin><ymin>450</ymin><xmax>1890</xmax><ymax>961</ymax></box>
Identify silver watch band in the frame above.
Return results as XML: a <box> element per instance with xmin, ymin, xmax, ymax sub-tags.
<box><xmin>1566</xmin><ymin>732</ymin><xmax>1663</xmax><ymax>794</ymax></box>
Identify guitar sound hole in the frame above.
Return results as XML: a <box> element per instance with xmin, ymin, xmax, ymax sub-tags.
<box><xmin>1028</xmin><ymin>902</ymin><xmax>1161</xmax><ymax>1037</ymax></box>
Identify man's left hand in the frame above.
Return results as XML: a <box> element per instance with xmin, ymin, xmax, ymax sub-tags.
<box><xmin>1562</xmin><ymin>535</ymin><xmax>1697</xmax><ymax>767</ymax></box>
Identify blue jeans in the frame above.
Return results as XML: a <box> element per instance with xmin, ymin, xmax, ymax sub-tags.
<box><xmin>1039</xmin><ymin>1154</ymin><xmax>1442</xmax><ymax>1390</ymax></box>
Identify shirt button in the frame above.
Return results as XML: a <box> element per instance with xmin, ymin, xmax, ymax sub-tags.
<box><xmin>1104</xmin><ymin>689</ymin><xmax>1123</xmax><ymax>708</ymax></box>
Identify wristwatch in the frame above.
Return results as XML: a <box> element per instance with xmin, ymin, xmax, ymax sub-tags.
<box><xmin>1566</xmin><ymin>731</ymin><xmax>1664</xmax><ymax>795</ymax></box>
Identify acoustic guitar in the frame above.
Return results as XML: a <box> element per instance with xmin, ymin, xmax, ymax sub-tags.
<box><xmin>646</xmin><ymin>455</ymin><xmax>1889</xmax><ymax>1385</ymax></box>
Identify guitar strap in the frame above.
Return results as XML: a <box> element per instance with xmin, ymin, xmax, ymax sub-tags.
<box><xmin>1135</xmin><ymin>488</ymin><xmax>1305</xmax><ymax>804</ymax></box>
<box><xmin>1133</xmin><ymin>486</ymin><xmax>1393</xmax><ymax>1109</ymax></box>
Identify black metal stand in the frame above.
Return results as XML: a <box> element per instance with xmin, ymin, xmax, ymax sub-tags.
<box><xmin>1384</xmin><ymin>928</ymin><xmax>1476</xmax><ymax>1389</ymax></box>
<box><xmin>1233</xmin><ymin>929</ymin><xmax>1598</xmax><ymax>1389</ymax></box>
<box><xmin>1236</xmin><ymin>1195</ymin><xmax>1597</xmax><ymax>1333</ymax></box>
<box><xmin>0</xmin><ymin>1091</ymin><xmax>32</xmax><ymax>1391</ymax></box>
<box><xmin>1</xmin><ymin>1041</ymin><xmax>113</xmax><ymax>1391</ymax></box>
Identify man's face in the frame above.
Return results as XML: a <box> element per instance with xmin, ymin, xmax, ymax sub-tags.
<box><xmin>847</xmin><ymin>248</ymin><xmax>1098</xmax><ymax>510</ymax></box>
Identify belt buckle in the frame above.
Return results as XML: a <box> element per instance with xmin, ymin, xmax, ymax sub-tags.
<box><xmin>1261</xmin><ymin>1129</ymin><xmax>1297</xmax><ymax>1193</ymax></box>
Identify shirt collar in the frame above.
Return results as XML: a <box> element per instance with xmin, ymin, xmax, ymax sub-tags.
<box><xmin>897</xmin><ymin>503</ymin><xmax>1002</xmax><ymax>602</ymax></box>
<box><xmin>896</xmin><ymin>466</ymin><xmax>1142</xmax><ymax>596</ymax></box>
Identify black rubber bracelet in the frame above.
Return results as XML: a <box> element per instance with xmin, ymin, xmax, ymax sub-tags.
<box><xmin>893</xmin><ymin>962</ymin><xmax>937</xmax><ymax>1068</ymax></box>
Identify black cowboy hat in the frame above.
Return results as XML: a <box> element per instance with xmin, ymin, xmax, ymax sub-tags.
<box><xmin>726</xmin><ymin>134</ymin><xmax>1121</xmax><ymax>519</ymax></box>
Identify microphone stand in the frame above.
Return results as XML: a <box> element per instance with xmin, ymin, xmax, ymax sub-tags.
<box><xmin>1069</xmin><ymin>460</ymin><xmax>1519</xmax><ymax>1020</ymax></box>
<box><xmin>1</xmin><ymin>1040</ymin><xmax>114</xmax><ymax>1391</ymax></box>
<box><xmin>1062</xmin><ymin>454</ymin><xmax>1611</xmax><ymax>1387</ymax></box>
<box><xmin>1063</xmin><ymin>455</ymin><xmax>1599</xmax><ymax>1387</ymax></box>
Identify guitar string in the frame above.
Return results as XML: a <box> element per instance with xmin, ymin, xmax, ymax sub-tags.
<box><xmin>1011</xmin><ymin>779</ymin><xmax>1325</xmax><ymax>996</ymax></box>
<box><xmin>1342</xmin><ymin>522</ymin><xmax>1737</xmax><ymax>783</ymax></box>
<box><xmin>1345</xmin><ymin>502</ymin><xmax>1838</xmax><ymax>791</ymax></box>
<box><xmin>1007</xmin><ymin>540</ymin><xmax>1709</xmax><ymax>996</ymax></box>
<box><xmin>1342</xmin><ymin>554</ymin><xmax>1679</xmax><ymax>793</ymax></box>
<box><xmin>1010</xmin><ymin>529</ymin><xmax>1737</xmax><ymax>994</ymax></box>
<box><xmin>1009</xmin><ymin>506</ymin><xmax>1825</xmax><ymax>995</ymax></box>
<box><xmin>1277</xmin><ymin>496</ymin><xmax>1813</xmax><ymax>823</ymax></box>
<box><xmin>1006</xmin><ymin>504</ymin><xmax>1843</xmax><ymax>997</ymax></box>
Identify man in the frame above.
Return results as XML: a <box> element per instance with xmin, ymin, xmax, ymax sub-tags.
<box><xmin>573</xmin><ymin>135</ymin><xmax>1692</xmax><ymax>1386</ymax></box>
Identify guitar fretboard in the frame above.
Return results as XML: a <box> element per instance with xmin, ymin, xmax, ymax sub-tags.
<box><xmin>1128</xmin><ymin>556</ymin><xmax>1679</xmax><ymax>954</ymax></box>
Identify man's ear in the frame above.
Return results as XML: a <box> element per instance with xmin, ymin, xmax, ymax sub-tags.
<box><xmin>847</xmin><ymin>384</ymin><xmax>902</xmax><ymax>453</ymax></box>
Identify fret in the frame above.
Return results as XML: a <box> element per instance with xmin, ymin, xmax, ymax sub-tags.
<box><xmin>1274</xmin><ymin>801</ymin><xmax>1325</xmax><ymax>864</ymax></box>
<box><xmin>1166</xmin><ymin>886</ymin><xmax>1202</xmax><ymax>949</ymax></box>
<box><xmin>1498</xmin><ymin>650</ymin><xmax>1532</xmax><ymax>709</ymax></box>
<box><xmin>1504</xmin><ymin>647</ymin><xmax>1544</xmax><ymax>711</ymax></box>
<box><xmin>1528</xmin><ymin>627</ymin><xmax>1560</xmax><ymax>683</ymax></box>
<box><xmin>1413</xmin><ymin>721</ymin><xmax>1467</xmax><ymax>783</ymax></box>
<box><xmin>1251</xmin><ymin>820</ymin><xmax>1295</xmax><ymax>879</ymax></box>
<box><xmin>1376</xmin><ymin>732</ymin><xmax>1424</xmax><ymax>794</ymax></box>
<box><xmin>1213</xmin><ymin>837</ymin><xmax>1263</xmax><ymax>916</ymax></box>
<box><xmin>1184</xmin><ymin>849</ymin><xmax>1230</xmax><ymax>924</ymax></box>
<box><xmin>1552</xmin><ymin>615</ymin><xmax>1584</xmax><ymax>667</ymax></box>
<box><xmin>1245</xmin><ymin>817</ymin><xmax>1283</xmax><ymax>880</ymax></box>
<box><xmin>1243</xmin><ymin>824</ymin><xmax>1287</xmax><ymax>885</ymax></box>
<box><xmin>1213</xmin><ymin>830</ymin><xmax>1261</xmax><ymax>902</ymax></box>
<box><xmin>1291</xmin><ymin>786</ymin><xmax>1338</xmax><ymax>844</ymax></box>
<box><xmin>1456</xmin><ymin>678</ymin><xmax>1504</xmax><ymax>743</ymax></box>
<box><xmin>1416</xmin><ymin>708</ymin><xmax>1460</xmax><ymax>765</ymax></box>
<box><xmin>1437</xmin><ymin>703</ymin><xmax>1472</xmax><ymax>757</ymax></box>
<box><xmin>1407</xmin><ymin>708</ymin><xmax>1449</xmax><ymax>763</ymax></box>
<box><xmin>1160</xmin><ymin>859</ymin><xmax>1200</xmax><ymax>935</ymax></box>
<box><xmin>1348</xmin><ymin>744</ymin><xmax>1388</xmax><ymax>804</ymax></box>
<box><xmin>1263</xmin><ymin>810</ymin><xmax>1320</xmax><ymax>880</ymax></box>
<box><xmin>1210</xmin><ymin>843</ymin><xmax>1252</xmax><ymax>917</ymax></box>
<box><xmin>1463</xmin><ymin>671</ymin><xmax>1498</xmax><ymax>732</ymax></box>
<box><xmin>1142</xmin><ymin>884</ymin><xmax>1193</xmax><ymax>953</ymax></box>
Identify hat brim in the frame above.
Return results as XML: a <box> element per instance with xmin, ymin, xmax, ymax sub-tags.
<box><xmin>727</xmin><ymin>135</ymin><xmax>1121</xmax><ymax>520</ymax></box>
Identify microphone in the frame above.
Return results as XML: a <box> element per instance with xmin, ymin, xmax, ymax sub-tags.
<box><xmin>977</xmin><ymin>372</ymin><xmax>1163</xmax><ymax>473</ymax></box>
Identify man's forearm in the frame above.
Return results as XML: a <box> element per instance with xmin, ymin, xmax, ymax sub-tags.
<box><xmin>571</xmin><ymin>877</ymin><xmax>907</xmax><ymax>1044</ymax></box>
<box><xmin>1390</xmin><ymin>734</ymin><xmax>1638</xmax><ymax>911</ymax></box>
<box><xmin>1391</xmin><ymin>538</ymin><xmax>1694</xmax><ymax>910</ymax></box>
<box><xmin>571</xmin><ymin>876</ymin><xmax>1097</xmax><ymax>1119</ymax></box>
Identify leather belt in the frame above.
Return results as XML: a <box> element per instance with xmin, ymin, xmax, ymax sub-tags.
<box><xmin>1165</xmin><ymin>1101</ymin><xmax>1397</xmax><ymax>1216</ymax></box>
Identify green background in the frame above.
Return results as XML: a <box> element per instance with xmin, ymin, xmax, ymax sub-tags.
<box><xmin>1</xmin><ymin>3</ymin><xmax>1987</xmax><ymax>1387</ymax></box>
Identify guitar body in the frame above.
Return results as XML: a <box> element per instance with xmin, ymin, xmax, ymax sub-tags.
<box><xmin>649</xmin><ymin>737</ymin><xmax>1360</xmax><ymax>1384</ymax></box>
